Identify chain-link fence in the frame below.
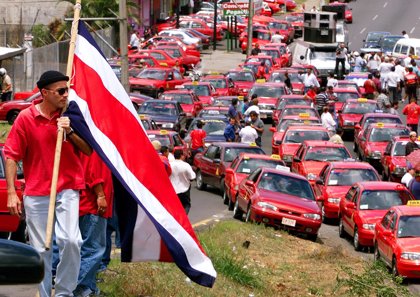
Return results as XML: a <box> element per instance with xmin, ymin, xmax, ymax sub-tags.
<box><xmin>2</xmin><ymin>26</ymin><xmax>116</xmax><ymax>93</ymax></box>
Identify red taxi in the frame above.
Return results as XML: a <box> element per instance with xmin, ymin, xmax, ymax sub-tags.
<box><xmin>263</xmin><ymin>43</ymin><xmax>293</xmax><ymax>67</ymax></box>
<box><xmin>198</xmin><ymin>106</ymin><xmax>229</xmax><ymax>118</ymax></box>
<box><xmin>277</xmin><ymin>125</ymin><xmax>329</xmax><ymax>166</ymax></box>
<box><xmin>278</xmin><ymin>0</ymin><xmax>297</xmax><ymax>11</ymax></box>
<box><xmin>194</xmin><ymin>142</ymin><xmax>265</xmax><ymax>193</ymax></box>
<box><xmin>244</xmin><ymin>55</ymin><xmax>278</xmax><ymax>70</ymax></box>
<box><xmin>269</xmin><ymin>69</ymin><xmax>305</xmax><ymax>94</ymax></box>
<box><xmin>263</xmin><ymin>0</ymin><xmax>281</xmax><ymax>14</ymax></box>
<box><xmin>233</xmin><ymin>167</ymin><xmax>321</xmax><ymax>241</ymax></box>
<box><xmin>224</xmin><ymin>153</ymin><xmax>285</xmax><ymax>208</ymax></box>
<box><xmin>354</xmin><ymin>113</ymin><xmax>402</xmax><ymax>153</ymax></box>
<box><xmin>160</xmin><ymin>89</ymin><xmax>203</xmax><ymax>120</ymax></box>
<box><xmin>260</xmin><ymin>47</ymin><xmax>283</xmax><ymax>67</ymax></box>
<box><xmin>138</xmin><ymin>49</ymin><xmax>181</xmax><ymax>68</ymax></box>
<box><xmin>181</xmin><ymin>81</ymin><xmax>218</xmax><ymax>106</ymax></box>
<box><xmin>201</xmin><ymin>75</ymin><xmax>239</xmax><ymax>96</ymax></box>
<box><xmin>155</xmin><ymin>46</ymin><xmax>200</xmax><ymax>70</ymax></box>
<box><xmin>147</xmin><ymin>130</ymin><xmax>188</xmax><ymax>156</ymax></box>
<box><xmin>381</xmin><ymin>136</ymin><xmax>420</xmax><ymax>182</ymax></box>
<box><xmin>313</xmin><ymin>162</ymin><xmax>380</xmax><ymax>222</ymax></box>
<box><xmin>179</xmin><ymin>18</ymin><xmax>223</xmax><ymax>41</ymax></box>
<box><xmin>226</xmin><ymin>69</ymin><xmax>256</xmax><ymax>96</ymax></box>
<box><xmin>285</xmin><ymin>13</ymin><xmax>303</xmax><ymax>38</ymax></box>
<box><xmin>240</xmin><ymin>29</ymin><xmax>272</xmax><ymax>54</ymax></box>
<box><xmin>248</xmin><ymin>82</ymin><xmax>289</xmax><ymax>121</ymax></box>
<box><xmin>291</xmin><ymin>141</ymin><xmax>352</xmax><ymax>184</ymax></box>
<box><xmin>333</xmin><ymin>87</ymin><xmax>362</xmax><ymax>112</ymax></box>
<box><xmin>338</xmin><ymin>98</ymin><xmax>378</xmax><ymax>135</ymax></box>
<box><xmin>266</xmin><ymin>19</ymin><xmax>295</xmax><ymax>44</ymax></box>
<box><xmin>139</xmin><ymin>114</ymin><xmax>158</xmax><ymax>130</ymax></box>
<box><xmin>357</xmin><ymin>123</ymin><xmax>410</xmax><ymax>171</ymax></box>
<box><xmin>327</xmin><ymin>1</ymin><xmax>353</xmax><ymax>23</ymax></box>
<box><xmin>129</xmin><ymin>67</ymin><xmax>189</xmax><ymax>98</ymax></box>
<box><xmin>339</xmin><ymin>182</ymin><xmax>413</xmax><ymax>251</ymax></box>
<box><xmin>272</xmin><ymin>96</ymin><xmax>313</xmax><ymax>126</ymax></box>
<box><xmin>277</xmin><ymin>105</ymin><xmax>319</xmax><ymax>123</ymax></box>
<box><xmin>154</xmin><ymin>40</ymin><xmax>201</xmax><ymax>57</ymax></box>
<box><xmin>374</xmin><ymin>203</ymin><xmax>420</xmax><ymax>278</ymax></box>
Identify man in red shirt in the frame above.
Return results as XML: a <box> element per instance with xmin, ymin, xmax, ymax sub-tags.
<box><xmin>74</xmin><ymin>151</ymin><xmax>113</xmax><ymax>297</ymax></box>
<box><xmin>5</xmin><ymin>70</ymin><xmax>92</xmax><ymax>297</ymax></box>
<box><xmin>363</xmin><ymin>73</ymin><xmax>377</xmax><ymax>99</ymax></box>
<box><xmin>403</xmin><ymin>96</ymin><xmax>420</xmax><ymax>133</ymax></box>
<box><xmin>189</xmin><ymin>120</ymin><xmax>206</xmax><ymax>157</ymax></box>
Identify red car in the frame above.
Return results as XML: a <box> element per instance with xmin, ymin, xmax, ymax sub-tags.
<box><xmin>381</xmin><ymin>136</ymin><xmax>420</xmax><ymax>182</ymax></box>
<box><xmin>233</xmin><ymin>167</ymin><xmax>321</xmax><ymax>241</ymax></box>
<box><xmin>201</xmin><ymin>75</ymin><xmax>239</xmax><ymax>96</ymax></box>
<box><xmin>272</xmin><ymin>96</ymin><xmax>313</xmax><ymax>126</ymax></box>
<box><xmin>333</xmin><ymin>87</ymin><xmax>362</xmax><ymax>112</ymax></box>
<box><xmin>194</xmin><ymin>142</ymin><xmax>265</xmax><ymax>193</ymax></box>
<box><xmin>327</xmin><ymin>1</ymin><xmax>353</xmax><ymax>23</ymax></box>
<box><xmin>226</xmin><ymin>69</ymin><xmax>256</xmax><ymax>96</ymax></box>
<box><xmin>154</xmin><ymin>40</ymin><xmax>201</xmax><ymax>57</ymax></box>
<box><xmin>260</xmin><ymin>46</ymin><xmax>289</xmax><ymax>68</ymax></box>
<box><xmin>263</xmin><ymin>0</ymin><xmax>280</xmax><ymax>14</ymax></box>
<box><xmin>248</xmin><ymin>82</ymin><xmax>289</xmax><ymax>121</ymax></box>
<box><xmin>285</xmin><ymin>13</ymin><xmax>303</xmax><ymax>38</ymax></box>
<box><xmin>338</xmin><ymin>182</ymin><xmax>413</xmax><ymax>251</ymax></box>
<box><xmin>179</xmin><ymin>18</ymin><xmax>223</xmax><ymax>41</ymax></box>
<box><xmin>313</xmin><ymin>162</ymin><xmax>380</xmax><ymax>222</ymax></box>
<box><xmin>243</xmin><ymin>55</ymin><xmax>278</xmax><ymax>72</ymax></box>
<box><xmin>224</xmin><ymin>153</ymin><xmax>286</xmax><ymax>208</ymax></box>
<box><xmin>277</xmin><ymin>125</ymin><xmax>329</xmax><ymax>166</ymax></box>
<box><xmin>0</xmin><ymin>92</ymin><xmax>40</xmax><ymax>124</ymax></box>
<box><xmin>159</xmin><ymin>89</ymin><xmax>203</xmax><ymax>122</ymax></box>
<box><xmin>155</xmin><ymin>46</ymin><xmax>201</xmax><ymax>70</ymax></box>
<box><xmin>374</xmin><ymin>204</ymin><xmax>420</xmax><ymax>278</ymax></box>
<box><xmin>138</xmin><ymin>49</ymin><xmax>181</xmax><ymax>68</ymax></box>
<box><xmin>266</xmin><ymin>19</ymin><xmax>295</xmax><ymax>44</ymax></box>
<box><xmin>262</xmin><ymin>43</ymin><xmax>293</xmax><ymax>67</ymax></box>
<box><xmin>129</xmin><ymin>67</ymin><xmax>189</xmax><ymax>98</ymax></box>
<box><xmin>278</xmin><ymin>105</ymin><xmax>319</xmax><ymax>123</ymax></box>
<box><xmin>128</xmin><ymin>54</ymin><xmax>162</xmax><ymax>68</ymax></box>
<box><xmin>357</xmin><ymin>123</ymin><xmax>410</xmax><ymax>172</ymax></box>
<box><xmin>353</xmin><ymin>113</ymin><xmax>402</xmax><ymax>153</ymax></box>
<box><xmin>338</xmin><ymin>98</ymin><xmax>378</xmax><ymax>135</ymax></box>
<box><xmin>278</xmin><ymin>0</ymin><xmax>297</xmax><ymax>11</ymax></box>
<box><xmin>240</xmin><ymin>29</ymin><xmax>272</xmax><ymax>54</ymax></box>
<box><xmin>291</xmin><ymin>141</ymin><xmax>352</xmax><ymax>184</ymax></box>
<box><xmin>269</xmin><ymin>69</ymin><xmax>305</xmax><ymax>94</ymax></box>
<box><xmin>181</xmin><ymin>81</ymin><xmax>218</xmax><ymax>106</ymax></box>
<box><xmin>147</xmin><ymin>129</ymin><xmax>188</xmax><ymax>156</ymax></box>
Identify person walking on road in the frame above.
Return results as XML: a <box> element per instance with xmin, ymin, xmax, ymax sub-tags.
<box><xmin>335</xmin><ymin>43</ymin><xmax>348</xmax><ymax>79</ymax></box>
<box><xmin>405</xmin><ymin>67</ymin><xmax>419</xmax><ymax>100</ymax></box>
<box><xmin>0</xmin><ymin>68</ymin><xmax>12</xmax><ymax>102</ymax></box>
<box><xmin>403</xmin><ymin>96</ymin><xmax>420</xmax><ymax>133</ymax></box>
<box><xmin>300</xmin><ymin>68</ymin><xmax>319</xmax><ymax>93</ymax></box>
<box><xmin>239</xmin><ymin>121</ymin><xmax>258</xmax><ymax>144</ymax></box>
<box><xmin>224</xmin><ymin>117</ymin><xmax>238</xmax><ymax>142</ymax></box>
<box><xmin>385</xmin><ymin>66</ymin><xmax>401</xmax><ymax>104</ymax></box>
<box><xmin>321</xmin><ymin>106</ymin><xmax>336</xmax><ymax>137</ymax></box>
<box><xmin>169</xmin><ymin>150</ymin><xmax>196</xmax><ymax>214</ymax></box>
<box><xmin>228</xmin><ymin>97</ymin><xmax>241</xmax><ymax>123</ymax></box>
<box><xmin>5</xmin><ymin>70</ymin><xmax>92</xmax><ymax>297</ymax></box>
<box><xmin>363</xmin><ymin>74</ymin><xmax>377</xmax><ymax>99</ymax></box>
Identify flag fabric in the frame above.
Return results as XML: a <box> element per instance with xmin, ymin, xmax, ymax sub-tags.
<box><xmin>66</xmin><ymin>21</ymin><xmax>216</xmax><ymax>287</ymax></box>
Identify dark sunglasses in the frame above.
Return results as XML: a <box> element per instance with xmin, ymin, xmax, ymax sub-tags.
<box><xmin>45</xmin><ymin>87</ymin><xmax>69</xmax><ymax>95</ymax></box>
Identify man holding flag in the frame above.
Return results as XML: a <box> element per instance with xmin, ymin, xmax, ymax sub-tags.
<box><xmin>5</xmin><ymin>70</ymin><xmax>92</xmax><ymax>297</ymax></box>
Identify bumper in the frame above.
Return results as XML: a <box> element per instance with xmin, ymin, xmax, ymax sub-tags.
<box><xmin>130</xmin><ymin>87</ymin><xmax>157</xmax><ymax>98</ymax></box>
<box><xmin>323</xmin><ymin>202</ymin><xmax>340</xmax><ymax>219</ymax></box>
<box><xmin>357</xmin><ymin>228</ymin><xmax>374</xmax><ymax>247</ymax></box>
<box><xmin>397</xmin><ymin>260</ymin><xmax>420</xmax><ymax>278</ymax></box>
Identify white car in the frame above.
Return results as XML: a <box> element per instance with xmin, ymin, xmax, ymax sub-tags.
<box><xmin>159</xmin><ymin>29</ymin><xmax>202</xmax><ymax>49</ymax></box>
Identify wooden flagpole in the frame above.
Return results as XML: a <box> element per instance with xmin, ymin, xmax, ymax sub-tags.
<box><xmin>44</xmin><ymin>0</ymin><xmax>82</xmax><ymax>250</ymax></box>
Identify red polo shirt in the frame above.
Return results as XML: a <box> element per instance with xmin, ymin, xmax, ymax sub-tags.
<box><xmin>79</xmin><ymin>151</ymin><xmax>113</xmax><ymax>218</ymax></box>
<box><xmin>190</xmin><ymin>129</ymin><xmax>206</xmax><ymax>150</ymax></box>
<box><xmin>4</xmin><ymin>100</ymin><xmax>85</xmax><ymax>196</ymax></box>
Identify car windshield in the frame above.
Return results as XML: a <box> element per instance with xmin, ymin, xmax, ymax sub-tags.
<box><xmin>284</xmin><ymin>130</ymin><xmax>329</xmax><ymax>143</ymax></box>
<box><xmin>254</xmin><ymin>32</ymin><xmax>271</xmax><ymax>40</ymax></box>
<box><xmin>336</xmin><ymin>92</ymin><xmax>360</xmax><ymax>102</ymax></box>
<box><xmin>362</xmin><ymin>117</ymin><xmax>402</xmax><ymax>130</ymax></box>
<box><xmin>261</xmin><ymin>49</ymin><xmax>280</xmax><ymax>59</ymax></box>
<box><xmin>203</xmin><ymin>79</ymin><xmax>227</xmax><ymax>88</ymax></box>
<box><xmin>327</xmin><ymin>169</ymin><xmax>378</xmax><ymax>186</ymax></box>
<box><xmin>270</xmin><ymin>72</ymin><xmax>301</xmax><ymax>83</ymax></box>
<box><xmin>258</xmin><ymin>172</ymin><xmax>314</xmax><ymax>200</ymax></box>
<box><xmin>250</xmin><ymin>86</ymin><xmax>285</xmax><ymax>98</ymax></box>
<box><xmin>278</xmin><ymin>119</ymin><xmax>320</xmax><ymax>131</ymax></box>
<box><xmin>213</xmin><ymin>98</ymin><xmax>231</xmax><ymax>106</ymax></box>
<box><xmin>227</xmin><ymin>71</ymin><xmax>254</xmax><ymax>82</ymax></box>
<box><xmin>199</xmin><ymin>109</ymin><xmax>229</xmax><ymax>117</ymax></box>
<box><xmin>282</xmin><ymin>108</ymin><xmax>318</xmax><ymax>117</ymax></box>
<box><xmin>236</xmin><ymin>159</ymin><xmax>283</xmax><ymax>174</ymax></box>
<box><xmin>338</xmin><ymin>82</ymin><xmax>358</xmax><ymax>91</ymax></box>
<box><xmin>268</xmin><ymin>22</ymin><xmax>288</xmax><ymax>30</ymax></box>
<box><xmin>312</xmin><ymin>51</ymin><xmax>336</xmax><ymax>61</ymax></box>
<box><xmin>148</xmin><ymin>135</ymin><xmax>170</xmax><ymax>146</ymax></box>
<box><xmin>304</xmin><ymin>147</ymin><xmax>351</xmax><ymax>161</ymax></box>
<box><xmin>199</xmin><ymin>120</ymin><xmax>226</xmax><ymax>136</ymax></box>
<box><xmin>184</xmin><ymin>85</ymin><xmax>211</xmax><ymax>96</ymax></box>
<box><xmin>369</xmin><ymin>128</ymin><xmax>410</xmax><ymax>142</ymax></box>
<box><xmin>381</xmin><ymin>37</ymin><xmax>402</xmax><ymax>51</ymax></box>
<box><xmin>245</xmin><ymin>58</ymin><xmax>273</xmax><ymax>68</ymax></box>
<box><xmin>137</xmin><ymin>69</ymin><xmax>166</xmax><ymax>80</ymax></box>
<box><xmin>224</xmin><ymin>147</ymin><xmax>264</xmax><ymax>162</ymax></box>
<box><xmin>367</xmin><ymin>32</ymin><xmax>387</xmax><ymax>42</ymax></box>
<box><xmin>398</xmin><ymin>216</ymin><xmax>420</xmax><ymax>238</ymax></box>
<box><xmin>165</xmin><ymin>48</ymin><xmax>181</xmax><ymax>58</ymax></box>
<box><xmin>138</xmin><ymin>102</ymin><xmax>177</xmax><ymax>116</ymax></box>
<box><xmin>160</xmin><ymin>94</ymin><xmax>193</xmax><ymax>104</ymax></box>
<box><xmin>359</xmin><ymin>190</ymin><xmax>409</xmax><ymax>210</ymax></box>
<box><xmin>342</xmin><ymin>103</ymin><xmax>377</xmax><ymax>114</ymax></box>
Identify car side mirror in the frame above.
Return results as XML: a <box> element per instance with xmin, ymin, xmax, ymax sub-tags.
<box><xmin>383</xmin><ymin>229</ymin><xmax>393</xmax><ymax>237</ymax></box>
<box><xmin>225</xmin><ymin>168</ymin><xmax>234</xmax><ymax>174</ymax></box>
<box><xmin>315</xmin><ymin>179</ymin><xmax>324</xmax><ymax>185</ymax></box>
<box><xmin>293</xmin><ymin>156</ymin><xmax>301</xmax><ymax>162</ymax></box>
<box><xmin>0</xmin><ymin>239</ymin><xmax>44</xmax><ymax>285</ymax></box>
<box><xmin>354</xmin><ymin>124</ymin><xmax>361</xmax><ymax>129</ymax></box>
<box><xmin>245</xmin><ymin>180</ymin><xmax>255</xmax><ymax>187</ymax></box>
<box><xmin>270</xmin><ymin>127</ymin><xmax>276</xmax><ymax>133</ymax></box>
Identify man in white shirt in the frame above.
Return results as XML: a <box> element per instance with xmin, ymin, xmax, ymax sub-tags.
<box><xmin>394</xmin><ymin>60</ymin><xmax>406</xmax><ymax>101</ymax></box>
<box><xmin>243</xmin><ymin>97</ymin><xmax>260</xmax><ymax>121</ymax></box>
<box><xmin>169</xmin><ymin>150</ymin><xmax>196</xmax><ymax>214</ymax></box>
<box><xmin>335</xmin><ymin>43</ymin><xmax>348</xmax><ymax>78</ymax></box>
<box><xmin>327</xmin><ymin>72</ymin><xmax>338</xmax><ymax>88</ymax></box>
<box><xmin>402</xmin><ymin>30</ymin><xmax>409</xmax><ymax>39</ymax></box>
<box><xmin>239</xmin><ymin>121</ymin><xmax>258</xmax><ymax>144</ymax></box>
<box><xmin>321</xmin><ymin>106</ymin><xmax>336</xmax><ymax>137</ymax></box>
<box><xmin>385</xmin><ymin>66</ymin><xmax>401</xmax><ymax>104</ymax></box>
<box><xmin>300</xmin><ymin>68</ymin><xmax>320</xmax><ymax>93</ymax></box>
<box><xmin>129</xmin><ymin>30</ymin><xmax>140</xmax><ymax>49</ymax></box>
<box><xmin>378</xmin><ymin>56</ymin><xmax>394</xmax><ymax>89</ymax></box>
<box><xmin>401</xmin><ymin>164</ymin><xmax>414</xmax><ymax>187</ymax></box>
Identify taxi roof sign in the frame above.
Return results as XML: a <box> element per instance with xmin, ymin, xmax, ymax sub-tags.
<box><xmin>376</xmin><ymin>122</ymin><xmax>385</xmax><ymax>128</ymax></box>
<box><xmin>238</xmin><ymin>95</ymin><xmax>244</xmax><ymax>100</ymax></box>
<box><xmin>299</xmin><ymin>113</ymin><xmax>310</xmax><ymax>118</ymax></box>
<box><xmin>256</xmin><ymin>79</ymin><xmax>266</xmax><ymax>83</ymax></box>
<box><xmin>139</xmin><ymin>115</ymin><xmax>146</xmax><ymax>119</ymax></box>
<box><xmin>408</xmin><ymin>200</ymin><xmax>420</xmax><ymax>207</ymax></box>
<box><xmin>249</xmin><ymin>142</ymin><xmax>257</xmax><ymax>146</ymax></box>
<box><xmin>357</xmin><ymin>98</ymin><xmax>368</xmax><ymax>102</ymax></box>
<box><xmin>160</xmin><ymin>130</ymin><xmax>169</xmax><ymax>135</ymax></box>
<box><xmin>192</xmin><ymin>81</ymin><xmax>199</xmax><ymax>85</ymax></box>
<box><xmin>270</xmin><ymin>154</ymin><xmax>281</xmax><ymax>160</ymax></box>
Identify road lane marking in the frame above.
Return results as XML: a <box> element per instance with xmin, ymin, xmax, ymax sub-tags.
<box><xmin>360</xmin><ymin>27</ymin><xmax>366</xmax><ymax>34</ymax></box>
<box><xmin>411</xmin><ymin>27</ymin><xmax>416</xmax><ymax>34</ymax></box>
<box><xmin>372</xmin><ymin>15</ymin><xmax>378</xmax><ymax>21</ymax></box>
<box><xmin>383</xmin><ymin>2</ymin><xmax>387</xmax><ymax>7</ymax></box>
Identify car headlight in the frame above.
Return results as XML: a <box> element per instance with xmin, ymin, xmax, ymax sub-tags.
<box><xmin>327</xmin><ymin>197</ymin><xmax>340</xmax><ymax>204</ymax></box>
<box><xmin>257</xmin><ymin>201</ymin><xmax>278</xmax><ymax>211</ymax></box>
<box><xmin>161</xmin><ymin>123</ymin><xmax>174</xmax><ymax>128</ymax></box>
<box><xmin>401</xmin><ymin>253</ymin><xmax>420</xmax><ymax>261</ymax></box>
<box><xmin>307</xmin><ymin>173</ymin><xmax>317</xmax><ymax>180</ymax></box>
<box><xmin>241</xmin><ymin>88</ymin><xmax>248</xmax><ymax>93</ymax></box>
<box><xmin>362</xmin><ymin>223</ymin><xmax>375</xmax><ymax>230</ymax></box>
<box><xmin>205</xmin><ymin>142</ymin><xmax>211</xmax><ymax>147</ymax></box>
<box><xmin>393</xmin><ymin>166</ymin><xmax>406</xmax><ymax>176</ymax></box>
<box><xmin>343</xmin><ymin>120</ymin><xmax>354</xmax><ymax>126</ymax></box>
<box><xmin>368</xmin><ymin>151</ymin><xmax>381</xmax><ymax>159</ymax></box>
<box><xmin>283</xmin><ymin>155</ymin><xmax>292</xmax><ymax>162</ymax></box>
<box><xmin>303</xmin><ymin>213</ymin><xmax>321</xmax><ymax>220</ymax></box>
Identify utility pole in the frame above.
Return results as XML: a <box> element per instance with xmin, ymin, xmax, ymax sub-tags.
<box><xmin>119</xmin><ymin>0</ymin><xmax>129</xmax><ymax>92</ymax></box>
<box><xmin>246</xmin><ymin>0</ymin><xmax>253</xmax><ymax>56</ymax></box>
<box><xmin>213</xmin><ymin>0</ymin><xmax>217</xmax><ymax>50</ymax></box>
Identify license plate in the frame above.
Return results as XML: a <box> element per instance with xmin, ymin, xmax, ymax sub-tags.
<box><xmin>260</xmin><ymin>113</ymin><xmax>267</xmax><ymax>119</ymax></box>
<box><xmin>281</xmin><ymin>217</ymin><xmax>296</xmax><ymax>227</ymax></box>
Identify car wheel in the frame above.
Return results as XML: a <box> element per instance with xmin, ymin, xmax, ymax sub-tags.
<box><xmin>392</xmin><ymin>256</ymin><xmax>399</xmax><ymax>277</ymax></box>
<box><xmin>321</xmin><ymin>205</ymin><xmax>329</xmax><ymax>224</ymax></box>
<box><xmin>7</xmin><ymin>110</ymin><xmax>20</xmax><ymax>125</ymax></box>
<box><xmin>245</xmin><ymin>204</ymin><xmax>253</xmax><ymax>223</ymax></box>
<box><xmin>353</xmin><ymin>227</ymin><xmax>362</xmax><ymax>251</ymax></box>
<box><xmin>374</xmin><ymin>242</ymin><xmax>380</xmax><ymax>261</ymax></box>
<box><xmin>307</xmin><ymin>233</ymin><xmax>317</xmax><ymax>242</ymax></box>
<box><xmin>196</xmin><ymin>170</ymin><xmax>206</xmax><ymax>190</ymax></box>
<box><xmin>223</xmin><ymin>191</ymin><xmax>229</xmax><ymax>205</ymax></box>
<box><xmin>338</xmin><ymin>217</ymin><xmax>346</xmax><ymax>238</ymax></box>
<box><xmin>233</xmin><ymin>198</ymin><xmax>243</xmax><ymax>220</ymax></box>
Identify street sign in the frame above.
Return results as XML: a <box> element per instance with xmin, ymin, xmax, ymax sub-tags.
<box><xmin>222</xmin><ymin>2</ymin><xmax>249</xmax><ymax>16</ymax></box>
<box><xmin>223</xmin><ymin>9</ymin><xmax>248</xmax><ymax>16</ymax></box>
